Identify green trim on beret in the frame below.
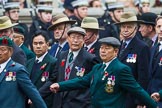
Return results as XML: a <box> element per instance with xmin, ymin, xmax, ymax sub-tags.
<box><xmin>0</xmin><ymin>36</ymin><xmax>13</xmax><ymax>47</ymax></box>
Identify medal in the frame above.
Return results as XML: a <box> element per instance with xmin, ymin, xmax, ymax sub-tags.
<box><xmin>159</xmin><ymin>57</ymin><xmax>162</xmax><ymax>66</ymax></box>
<box><xmin>41</xmin><ymin>77</ymin><xmax>46</xmax><ymax>82</ymax></box>
<box><xmin>105</xmin><ymin>75</ymin><xmax>115</xmax><ymax>93</ymax></box>
<box><xmin>12</xmin><ymin>72</ymin><xmax>16</xmax><ymax>81</ymax></box>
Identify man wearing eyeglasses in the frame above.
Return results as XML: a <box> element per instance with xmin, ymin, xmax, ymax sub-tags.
<box><xmin>39</xmin><ymin>26</ymin><xmax>99</xmax><ymax>108</ymax></box>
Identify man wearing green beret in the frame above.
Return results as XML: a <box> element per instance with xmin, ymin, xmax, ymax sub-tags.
<box><xmin>0</xmin><ymin>36</ymin><xmax>47</xmax><ymax>108</ymax></box>
<box><xmin>13</xmin><ymin>25</ymin><xmax>35</xmax><ymax>61</ymax></box>
<box><xmin>50</xmin><ymin>37</ymin><xmax>158</xmax><ymax>108</ymax></box>
<box><xmin>0</xmin><ymin>16</ymin><xmax>26</xmax><ymax>65</ymax></box>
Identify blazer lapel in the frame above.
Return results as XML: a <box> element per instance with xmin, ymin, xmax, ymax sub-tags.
<box><xmin>152</xmin><ymin>50</ymin><xmax>162</xmax><ymax>75</ymax></box>
<box><xmin>32</xmin><ymin>54</ymin><xmax>49</xmax><ymax>84</ymax></box>
<box><xmin>27</xmin><ymin>58</ymin><xmax>35</xmax><ymax>75</ymax></box>
<box><xmin>59</xmin><ymin>51</ymin><xmax>68</xmax><ymax>81</ymax></box>
<box><xmin>119</xmin><ymin>37</ymin><xmax>136</xmax><ymax>61</ymax></box>
<box><xmin>0</xmin><ymin>60</ymin><xmax>14</xmax><ymax>83</ymax></box>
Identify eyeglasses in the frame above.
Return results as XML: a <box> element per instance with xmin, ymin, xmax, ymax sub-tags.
<box><xmin>69</xmin><ymin>35</ymin><xmax>84</xmax><ymax>40</ymax></box>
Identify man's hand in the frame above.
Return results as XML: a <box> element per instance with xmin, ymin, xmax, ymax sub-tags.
<box><xmin>50</xmin><ymin>83</ymin><xmax>60</xmax><ymax>93</ymax></box>
<box><xmin>151</xmin><ymin>92</ymin><xmax>161</xmax><ymax>102</ymax></box>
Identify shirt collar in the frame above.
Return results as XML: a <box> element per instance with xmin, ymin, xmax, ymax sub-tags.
<box><xmin>84</xmin><ymin>39</ymin><xmax>97</xmax><ymax>51</ymax></box>
<box><xmin>103</xmin><ymin>57</ymin><xmax>116</xmax><ymax>70</ymax></box>
<box><xmin>69</xmin><ymin>49</ymin><xmax>81</xmax><ymax>59</ymax></box>
<box><xmin>36</xmin><ymin>52</ymin><xmax>48</xmax><ymax>63</ymax></box>
<box><xmin>59</xmin><ymin>41</ymin><xmax>67</xmax><ymax>48</ymax></box>
<box><xmin>0</xmin><ymin>57</ymin><xmax>11</xmax><ymax>71</ymax></box>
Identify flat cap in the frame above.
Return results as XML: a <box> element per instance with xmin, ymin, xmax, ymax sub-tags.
<box><xmin>67</xmin><ymin>27</ymin><xmax>86</xmax><ymax>36</ymax></box>
<box><xmin>99</xmin><ymin>37</ymin><xmax>121</xmax><ymax>47</ymax></box>
<box><xmin>0</xmin><ymin>36</ymin><xmax>13</xmax><ymax>47</ymax></box>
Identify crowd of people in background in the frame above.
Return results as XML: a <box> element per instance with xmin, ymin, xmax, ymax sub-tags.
<box><xmin>0</xmin><ymin>0</ymin><xmax>162</xmax><ymax>108</ymax></box>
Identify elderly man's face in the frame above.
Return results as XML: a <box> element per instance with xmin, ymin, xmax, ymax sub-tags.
<box><xmin>120</xmin><ymin>23</ymin><xmax>137</xmax><ymax>40</ymax></box>
<box><xmin>0</xmin><ymin>28</ymin><xmax>13</xmax><ymax>39</ymax></box>
<box><xmin>84</xmin><ymin>29</ymin><xmax>98</xmax><ymax>45</ymax></box>
<box><xmin>67</xmin><ymin>32</ymin><xmax>84</xmax><ymax>51</ymax></box>
<box><xmin>99</xmin><ymin>44</ymin><xmax>118</xmax><ymax>62</ymax></box>
<box><xmin>0</xmin><ymin>46</ymin><xmax>12</xmax><ymax>64</ymax></box>
<box><xmin>156</xmin><ymin>18</ymin><xmax>162</xmax><ymax>41</ymax></box>
<box><xmin>53</xmin><ymin>23</ymin><xmax>68</xmax><ymax>41</ymax></box>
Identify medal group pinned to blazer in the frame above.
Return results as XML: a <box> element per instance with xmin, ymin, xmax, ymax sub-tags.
<box><xmin>126</xmin><ymin>54</ymin><xmax>137</xmax><ymax>63</ymax></box>
<box><xmin>40</xmin><ymin>63</ymin><xmax>49</xmax><ymax>82</ymax></box>
<box><xmin>75</xmin><ymin>66</ymin><xmax>85</xmax><ymax>77</ymax></box>
<box><xmin>5</xmin><ymin>62</ymin><xmax>17</xmax><ymax>81</ymax></box>
<box><xmin>102</xmin><ymin>71</ymin><xmax>116</xmax><ymax>93</ymax></box>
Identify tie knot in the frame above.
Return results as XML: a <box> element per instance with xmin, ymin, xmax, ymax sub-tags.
<box><xmin>84</xmin><ymin>46</ymin><xmax>88</xmax><ymax>51</ymax></box>
<box><xmin>102</xmin><ymin>63</ymin><xmax>106</xmax><ymax>69</ymax></box>
<box><xmin>68</xmin><ymin>52</ymin><xmax>74</xmax><ymax>63</ymax></box>
<box><xmin>122</xmin><ymin>42</ymin><xmax>127</xmax><ymax>49</ymax></box>
<box><xmin>35</xmin><ymin>59</ymin><xmax>39</xmax><ymax>63</ymax></box>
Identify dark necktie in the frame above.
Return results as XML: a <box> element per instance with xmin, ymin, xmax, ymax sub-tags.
<box><xmin>68</xmin><ymin>52</ymin><xmax>74</xmax><ymax>63</ymax></box>
<box><xmin>119</xmin><ymin>42</ymin><xmax>127</xmax><ymax>57</ymax></box>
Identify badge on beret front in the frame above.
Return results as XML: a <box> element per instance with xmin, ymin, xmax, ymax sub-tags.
<box><xmin>105</xmin><ymin>75</ymin><xmax>115</xmax><ymax>93</ymax></box>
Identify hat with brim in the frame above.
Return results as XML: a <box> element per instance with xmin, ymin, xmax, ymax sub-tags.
<box><xmin>0</xmin><ymin>16</ymin><xmax>18</xmax><ymax>30</ymax></box>
<box><xmin>81</xmin><ymin>17</ymin><xmax>104</xmax><ymax>30</ymax></box>
<box><xmin>99</xmin><ymin>37</ymin><xmax>121</xmax><ymax>47</ymax></box>
<box><xmin>48</xmin><ymin>13</ymin><xmax>76</xmax><ymax>30</ymax></box>
<box><xmin>115</xmin><ymin>12</ymin><xmax>140</xmax><ymax>25</ymax></box>
<box><xmin>67</xmin><ymin>27</ymin><xmax>86</xmax><ymax>36</ymax></box>
<box><xmin>138</xmin><ymin>12</ymin><xmax>157</xmax><ymax>26</ymax></box>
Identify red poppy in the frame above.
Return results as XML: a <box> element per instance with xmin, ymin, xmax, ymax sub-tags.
<box><xmin>61</xmin><ymin>59</ymin><xmax>65</xmax><ymax>67</ymax></box>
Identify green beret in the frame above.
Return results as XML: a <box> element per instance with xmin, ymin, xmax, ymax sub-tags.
<box><xmin>0</xmin><ymin>36</ymin><xmax>13</xmax><ymax>47</ymax></box>
<box><xmin>13</xmin><ymin>25</ymin><xmax>25</xmax><ymax>36</ymax></box>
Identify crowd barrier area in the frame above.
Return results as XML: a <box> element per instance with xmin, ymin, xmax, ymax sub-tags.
<box><xmin>0</xmin><ymin>7</ymin><xmax>161</xmax><ymax>27</ymax></box>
